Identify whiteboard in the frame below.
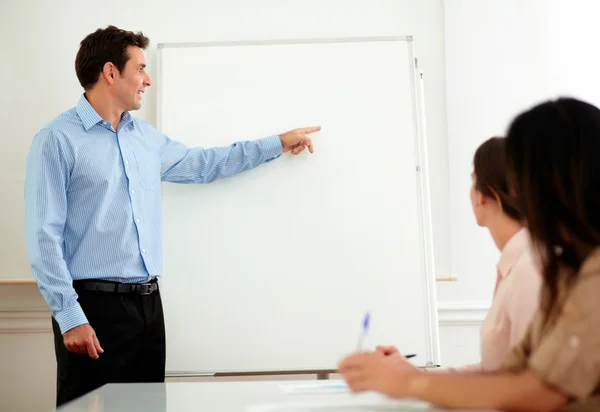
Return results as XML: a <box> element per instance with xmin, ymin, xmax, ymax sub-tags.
<box><xmin>156</xmin><ymin>37</ymin><xmax>439</xmax><ymax>374</ymax></box>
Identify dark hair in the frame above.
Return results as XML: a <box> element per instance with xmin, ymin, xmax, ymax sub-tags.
<box><xmin>506</xmin><ymin>97</ymin><xmax>600</xmax><ymax>308</ymax></box>
<box><xmin>473</xmin><ymin>136</ymin><xmax>522</xmax><ymax>221</ymax></box>
<box><xmin>75</xmin><ymin>25</ymin><xmax>149</xmax><ymax>90</ymax></box>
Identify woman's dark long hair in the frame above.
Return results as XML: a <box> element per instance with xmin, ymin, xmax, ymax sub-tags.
<box><xmin>506</xmin><ymin>97</ymin><xmax>600</xmax><ymax>309</ymax></box>
<box><xmin>473</xmin><ymin>137</ymin><xmax>522</xmax><ymax>222</ymax></box>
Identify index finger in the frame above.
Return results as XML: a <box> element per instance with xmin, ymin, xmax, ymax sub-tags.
<box><xmin>301</xmin><ymin>126</ymin><xmax>321</xmax><ymax>134</ymax></box>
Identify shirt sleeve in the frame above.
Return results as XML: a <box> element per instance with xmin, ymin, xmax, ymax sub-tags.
<box><xmin>155</xmin><ymin>126</ymin><xmax>283</xmax><ymax>183</ymax></box>
<box><xmin>526</xmin><ymin>276</ymin><xmax>600</xmax><ymax>400</ymax></box>
<box><xmin>24</xmin><ymin>128</ymin><xmax>89</xmax><ymax>334</ymax></box>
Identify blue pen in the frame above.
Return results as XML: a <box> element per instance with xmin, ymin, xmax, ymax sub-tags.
<box><xmin>356</xmin><ymin>312</ymin><xmax>370</xmax><ymax>352</ymax></box>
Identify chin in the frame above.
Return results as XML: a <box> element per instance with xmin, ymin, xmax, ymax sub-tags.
<box><xmin>473</xmin><ymin>215</ymin><xmax>484</xmax><ymax>227</ymax></box>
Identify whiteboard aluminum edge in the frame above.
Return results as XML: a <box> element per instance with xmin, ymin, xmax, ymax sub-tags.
<box><xmin>406</xmin><ymin>41</ymin><xmax>441</xmax><ymax>367</ymax></box>
<box><xmin>155</xmin><ymin>36</ymin><xmax>440</xmax><ymax>373</ymax></box>
<box><xmin>157</xmin><ymin>36</ymin><xmax>413</xmax><ymax>49</ymax></box>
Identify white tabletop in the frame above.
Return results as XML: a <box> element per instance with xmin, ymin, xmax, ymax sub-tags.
<box><xmin>54</xmin><ymin>380</ymin><xmax>496</xmax><ymax>412</ymax></box>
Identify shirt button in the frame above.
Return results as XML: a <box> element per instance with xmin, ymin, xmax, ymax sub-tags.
<box><xmin>135</xmin><ymin>218</ymin><xmax>140</xmax><ymax>223</ymax></box>
<box><xmin>131</xmin><ymin>189</ymin><xmax>135</xmax><ymax>194</ymax></box>
<box><xmin>124</xmin><ymin>160</ymin><xmax>129</xmax><ymax>165</ymax></box>
<box><xmin>142</xmin><ymin>249</ymin><xmax>146</xmax><ymax>254</ymax></box>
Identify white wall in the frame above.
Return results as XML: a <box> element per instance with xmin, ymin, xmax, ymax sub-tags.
<box><xmin>442</xmin><ymin>0</ymin><xmax>549</xmax><ymax>303</ymax></box>
<box><xmin>544</xmin><ymin>0</ymin><xmax>600</xmax><ymax>106</ymax></box>
<box><xmin>0</xmin><ymin>0</ymin><xmax>451</xmax><ymax>288</ymax></box>
<box><xmin>441</xmin><ymin>0</ymin><xmax>600</xmax><ymax>302</ymax></box>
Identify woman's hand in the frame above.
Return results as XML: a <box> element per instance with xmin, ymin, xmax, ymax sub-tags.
<box><xmin>338</xmin><ymin>352</ymin><xmax>420</xmax><ymax>398</ymax></box>
<box><xmin>376</xmin><ymin>345</ymin><xmax>400</xmax><ymax>357</ymax></box>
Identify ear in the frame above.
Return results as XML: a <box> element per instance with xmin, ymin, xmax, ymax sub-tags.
<box><xmin>101</xmin><ymin>62</ymin><xmax>118</xmax><ymax>85</ymax></box>
<box><xmin>479</xmin><ymin>194</ymin><xmax>488</xmax><ymax>206</ymax></box>
<box><xmin>474</xmin><ymin>191</ymin><xmax>486</xmax><ymax>207</ymax></box>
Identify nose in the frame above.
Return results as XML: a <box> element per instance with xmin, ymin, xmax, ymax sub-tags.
<box><xmin>144</xmin><ymin>73</ymin><xmax>152</xmax><ymax>87</ymax></box>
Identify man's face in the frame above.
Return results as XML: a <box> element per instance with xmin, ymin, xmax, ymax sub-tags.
<box><xmin>115</xmin><ymin>45</ymin><xmax>152</xmax><ymax>111</ymax></box>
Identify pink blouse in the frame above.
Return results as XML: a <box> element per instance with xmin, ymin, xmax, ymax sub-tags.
<box><xmin>456</xmin><ymin>228</ymin><xmax>543</xmax><ymax>372</ymax></box>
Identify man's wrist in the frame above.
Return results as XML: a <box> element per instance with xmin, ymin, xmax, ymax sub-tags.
<box><xmin>260</xmin><ymin>135</ymin><xmax>283</xmax><ymax>160</ymax></box>
<box><xmin>54</xmin><ymin>304</ymin><xmax>89</xmax><ymax>334</ymax></box>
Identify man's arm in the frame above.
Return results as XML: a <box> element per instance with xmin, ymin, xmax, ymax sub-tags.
<box><xmin>154</xmin><ymin>124</ymin><xmax>319</xmax><ymax>183</ymax></box>
<box><xmin>159</xmin><ymin>135</ymin><xmax>282</xmax><ymax>183</ymax></box>
<box><xmin>24</xmin><ymin>129</ymin><xmax>88</xmax><ymax>333</ymax></box>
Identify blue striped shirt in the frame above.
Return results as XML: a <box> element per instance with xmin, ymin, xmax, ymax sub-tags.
<box><xmin>25</xmin><ymin>94</ymin><xmax>283</xmax><ymax>334</ymax></box>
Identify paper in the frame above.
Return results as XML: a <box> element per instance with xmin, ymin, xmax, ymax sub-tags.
<box><xmin>279</xmin><ymin>381</ymin><xmax>349</xmax><ymax>394</ymax></box>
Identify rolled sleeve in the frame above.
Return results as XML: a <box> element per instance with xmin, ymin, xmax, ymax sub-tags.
<box><xmin>527</xmin><ymin>278</ymin><xmax>600</xmax><ymax>400</ymax></box>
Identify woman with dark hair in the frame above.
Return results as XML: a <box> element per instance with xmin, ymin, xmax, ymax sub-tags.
<box><xmin>339</xmin><ymin>97</ymin><xmax>600</xmax><ymax>411</ymax></box>
<box><xmin>377</xmin><ymin>136</ymin><xmax>541</xmax><ymax>373</ymax></box>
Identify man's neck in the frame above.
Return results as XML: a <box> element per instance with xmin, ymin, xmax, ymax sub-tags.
<box><xmin>85</xmin><ymin>90</ymin><xmax>124</xmax><ymax>130</ymax></box>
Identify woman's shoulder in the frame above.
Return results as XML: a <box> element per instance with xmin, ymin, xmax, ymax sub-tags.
<box><xmin>560</xmin><ymin>247</ymin><xmax>600</xmax><ymax>311</ymax></box>
<box><xmin>511</xmin><ymin>241</ymin><xmax>542</xmax><ymax>281</ymax></box>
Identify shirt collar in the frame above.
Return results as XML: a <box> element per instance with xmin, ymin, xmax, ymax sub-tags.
<box><xmin>497</xmin><ymin>228</ymin><xmax>530</xmax><ymax>279</ymax></box>
<box><xmin>75</xmin><ymin>94</ymin><xmax>134</xmax><ymax>131</ymax></box>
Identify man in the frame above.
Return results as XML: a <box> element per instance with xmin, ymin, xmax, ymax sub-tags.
<box><xmin>24</xmin><ymin>25</ymin><xmax>319</xmax><ymax>407</ymax></box>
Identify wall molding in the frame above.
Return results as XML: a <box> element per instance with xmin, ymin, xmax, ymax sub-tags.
<box><xmin>0</xmin><ymin>284</ymin><xmax>52</xmax><ymax>333</ymax></box>
<box><xmin>437</xmin><ymin>301</ymin><xmax>490</xmax><ymax>326</ymax></box>
<box><xmin>0</xmin><ymin>310</ymin><xmax>52</xmax><ymax>333</ymax></box>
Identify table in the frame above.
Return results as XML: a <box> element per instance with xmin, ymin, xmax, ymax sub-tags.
<box><xmin>54</xmin><ymin>380</ymin><xmax>497</xmax><ymax>412</ymax></box>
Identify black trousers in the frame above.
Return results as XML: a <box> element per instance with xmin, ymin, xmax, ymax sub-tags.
<box><xmin>52</xmin><ymin>280</ymin><xmax>166</xmax><ymax>407</ymax></box>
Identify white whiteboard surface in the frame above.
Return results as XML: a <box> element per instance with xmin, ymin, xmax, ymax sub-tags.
<box><xmin>157</xmin><ymin>37</ymin><xmax>439</xmax><ymax>374</ymax></box>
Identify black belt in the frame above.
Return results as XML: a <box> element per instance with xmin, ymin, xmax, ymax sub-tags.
<box><xmin>74</xmin><ymin>279</ymin><xmax>158</xmax><ymax>295</ymax></box>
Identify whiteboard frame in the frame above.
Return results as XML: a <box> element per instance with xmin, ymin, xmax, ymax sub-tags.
<box><xmin>155</xmin><ymin>36</ymin><xmax>440</xmax><ymax>374</ymax></box>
